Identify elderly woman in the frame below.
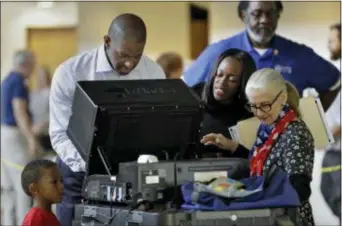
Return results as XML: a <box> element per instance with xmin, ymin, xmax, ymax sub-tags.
<box><xmin>195</xmin><ymin>48</ymin><xmax>256</xmax><ymax>158</ymax></box>
<box><xmin>201</xmin><ymin>68</ymin><xmax>315</xmax><ymax>226</ymax></box>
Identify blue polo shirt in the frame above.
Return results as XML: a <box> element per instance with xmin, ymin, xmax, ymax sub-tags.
<box><xmin>1</xmin><ymin>72</ymin><xmax>31</xmax><ymax>126</ymax></box>
<box><xmin>183</xmin><ymin>31</ymin><xmax>340</xmax><ymax>95</ymax></box>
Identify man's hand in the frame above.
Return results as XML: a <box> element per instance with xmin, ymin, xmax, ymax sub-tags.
<box><xmin>319</xmin><ymin>86</ymin><xmax>340</xmax><ymax>111</ymax></box>
<box><xmin>32</xmin><ymin>124</ymin><xmax>41</xmax><ymax>136</ymax></box>
<box><xmin>32</xmin><ymin>122</ymin><xmax>45</xmax><ymax>136</ymax></box>
<box><xmin>331</xmin><ymin>125</ymin><xmax>341</xmax><ymax>138</ymax></box>
<box><xmin>27</xmin><ymin>137</ymin><xmax>41</xmax><ymax>158</ymax></box>
<box><xmin>200</xmin><ymin>133</ymin><xmax>239</xmax><ymax>152</ymax></box>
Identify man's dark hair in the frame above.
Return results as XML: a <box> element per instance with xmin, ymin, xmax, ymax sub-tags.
<box><xmin>21</xmin><ymin>159</ymin><xmax>56</xmax><ymax>196</ymax></box>
<box><xmin>108</xmin><ymin>13</ymin><xmax>147</xmax><ymax>43</ymax></box>
<box><xmin>330</xmin><ymin>23</ymin><xmax>341</xmax><ymax>39</ymax></box>
<box><xmin>202</xmin><ymin>48</ymin><xmax>257</xmax><ymax>108</ymax></box>
<box><xmin>237</xmin><ymin>1</ymin><xmax>284</xmax><ymax>20</ymax></box>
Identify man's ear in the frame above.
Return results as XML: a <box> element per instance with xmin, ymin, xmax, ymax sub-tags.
<box><xmin>103</xmin><ymin>35</ymin><xmax>111</xmax><ymax>48</ymax></box>
<box><xmin>28</xmin><ymin>183</ymin><xmax>39</xmax><ymax>196</ymax></box>
<box><xmin>240</xmin><ymin>10</ymin><xmax>248</xmax><ymax>24</ymax></box>
<box><xmin>281</xmin><ymin>91</ymin><xmax>288</xmax><ymax>105</ymax></box>
<box><xmin>276</xmin><ymin>12</ymin><xmax>281</xmax><ymax>20</ymax></box>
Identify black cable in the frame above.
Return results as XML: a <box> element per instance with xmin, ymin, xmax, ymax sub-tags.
<box><xmin>163</xmin><ymin>150</ymin><xmax>169</xmax><ymax>160</ymax></box>
<box><xmin>97</xmin><ymin>146</ymin><xmax>112</xmax><ymax>177</ymax></box>
<box><xmin>173</xmin><ymin>152</ymin><xmax>181</xmax><ymax>161</ymax></box>
<box><xmin>124</xmin><ymin>204</ymin><xmax>141</xmax><ymax>226</ymax></box>
<box><xmin>125</xmin><ymin>209</ymin><xmax>133</xmax><ymax>226</ymax></box>
<box><xmin>106</xmin><ymin>209</ymin><xmax>122</xmax><ymax>225</ymax></box>
<box><xmin>82</xmin><ymin>210</ymin><xmax>121</xmax><ymax>225</ymax></box>
<box><xmin>97</xmin><ymin>146</ymin><xmax>117</xmax><ymax>225</ymax></box>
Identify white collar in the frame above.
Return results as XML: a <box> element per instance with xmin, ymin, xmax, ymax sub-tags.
<box><xmin>96</xmin><ymin>44</ymin><xmax>114</xmax><ymax>73</ymax></box>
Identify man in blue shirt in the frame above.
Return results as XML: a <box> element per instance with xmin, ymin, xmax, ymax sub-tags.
<box><xmin>1</xmin><ymin>50</ymin><xmax>40</xmax><ymax>225</ymax></box>
<box><xmin>183</xmin><ymin>1</ymin><xmax>340</xmax><ymax>110</ymax></box>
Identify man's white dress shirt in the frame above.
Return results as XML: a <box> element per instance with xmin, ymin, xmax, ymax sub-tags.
<box><xmin>49</xmin><ymin>45</ymin><xmax>166</xmax><ymax>172</ymax></box>
<box><xmin>325</xmin><ymin>59</ymin><xmax>341</xmax><ymax>150</ymax></box>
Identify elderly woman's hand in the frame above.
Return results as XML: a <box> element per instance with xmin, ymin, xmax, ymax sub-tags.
<box><xmin>200</xmin><ymin>133</ymin><xmax>239</xmax><ymax>152</ymax></box>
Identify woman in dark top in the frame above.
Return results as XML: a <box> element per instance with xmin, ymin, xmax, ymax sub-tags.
<box><xmin>194</xmin><ymin>48</ymin><xmax>256</xmax><ymax>158</ymax></box>
<box><xmin>201</xmin><ymin>68</ymin><xmax>315</xmax><ymax>226</ymax></box>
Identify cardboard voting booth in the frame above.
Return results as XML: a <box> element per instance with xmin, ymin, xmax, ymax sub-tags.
<box><xmin>229</xmin><ymin>97</ymin><xmax>334</xmax><ymax>150</ymax></box>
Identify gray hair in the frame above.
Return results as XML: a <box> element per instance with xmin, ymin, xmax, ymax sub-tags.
<box><xmin>13</xmin><ymin>50</ymin><xmax>34</xmax><ymax>68</ymax></box>
<box><xmin>245</xmin><ymin>68</ymin><xmax>301</xmax><ymax>117</ymax></box>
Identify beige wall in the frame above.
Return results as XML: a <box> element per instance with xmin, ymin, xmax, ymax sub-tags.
<box><xmin>210</xmin><ymin>2</ymin><xmax>341</xmax><ymax>63</ymax></box>
<box><xmin>77</xmin><ymin>2</ymin><xmax>190</xmax><ymax>61</ymax></box>
<box><xmin>1</xmin><ymin>2</ymin><xmax>340</xmax><ymax>77</ymax></box>
<box><xmin>0</xmin><ymin>2</ymin><xmax>78</xmax><ymax>79</ymax></box>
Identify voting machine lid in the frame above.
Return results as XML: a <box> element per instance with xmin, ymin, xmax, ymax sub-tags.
<box><xmin>66</xmin><ymin>79</ymin><xmax>203</xmax><ymax>174</ymax></box>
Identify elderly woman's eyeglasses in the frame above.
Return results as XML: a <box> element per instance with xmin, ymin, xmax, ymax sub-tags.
<box><xmin>246</xmin><ymin>89</ymin><xmax>284</xmax><ymax>113</ymax></box>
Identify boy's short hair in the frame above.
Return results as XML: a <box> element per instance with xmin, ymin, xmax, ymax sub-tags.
<box><xmin>21</xmin><ymin>159</ymin><xmax>57</xmax><ymax>196</ymax></box>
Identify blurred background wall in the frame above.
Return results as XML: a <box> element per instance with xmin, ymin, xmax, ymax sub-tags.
<box><xmin>2</xmin><ymin>2</ymin><xmax>340</xmax><ymax>81</ymax></box>
<box><xmin>1</xmin><ymin>2</ymin><xmax>78</xmax><ymax>81</ymax></box>
<box><xmin>210</xmin><ymin>2</ymin><xmax>340</xmax><ymax>63</ymax></box>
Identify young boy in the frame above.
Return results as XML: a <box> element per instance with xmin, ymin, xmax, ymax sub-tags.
<box><xmin>21</xmin><ymin>159</ymin><xmax>63</xmax><ymax>226</ymax></box>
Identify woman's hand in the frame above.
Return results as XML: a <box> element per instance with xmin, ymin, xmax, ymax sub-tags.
<box><xmin>200</xmin><ymin>133</ymin><xmax>239</xmax><ymax>152</ymax></box>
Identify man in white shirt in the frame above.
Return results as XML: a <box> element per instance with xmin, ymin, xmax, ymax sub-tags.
<box><xmin>326</xmin><ymin>22</ymin><xmax>341</xmax><ymax>145</ymax></box>
<box><xmin>320</xmin><ymin>22</ymin><xmax>341</xmax><ymax>222</ymax></box>
<box><xmin>49</xmin><ymin>13</ymin><xmax>165</xmax><ymax>226</ymax></box>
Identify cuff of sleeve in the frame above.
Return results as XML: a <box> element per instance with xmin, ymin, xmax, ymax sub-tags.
<box><xmin>231</xmin><ymin>144</ymin><xmax>250</xmax><ymax>159</ymax></box>
<box><xmin>68</xmin><ymin>152</ymin><xmax>86</xmax><ymax>172</ymax></box>
<box><xmin>80</xmin><ymin>158</ymin><xmax>86</xmax><ymax>172</ymax></box>
<box><xmin>55</xmin><ymin>140</ymin><xmax>86</xmax><ymax>173</ymax></box>
<box><xmin>330</xmin><ymin>78</ymin><xmax>341</xmax><ymax>91</ymax></box>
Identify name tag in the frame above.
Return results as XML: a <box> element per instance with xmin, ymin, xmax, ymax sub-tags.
<box><xmin>274</xmin><ymin>64</ymin><xmax>292</xmax><ymax>74</ymax></box>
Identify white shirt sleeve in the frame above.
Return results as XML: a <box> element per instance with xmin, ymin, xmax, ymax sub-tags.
<box><xmin>49</xmin><ymin>64</ymin><xmax>86</xmax><ymax>172</ymax></box>
<box><xmin>325</xmin><ymin>90</ymin><xmax>341</xmax><ymax>128</ymax></box>
<box><xmin>152</xmin><ymin>64</ymin><xmax>166</xmax><ymax>79</ymax></box>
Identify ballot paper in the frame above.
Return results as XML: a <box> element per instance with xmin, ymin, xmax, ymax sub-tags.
<box><xmin>137</xmin><ymin>155</ymin><xmax>159</xmax><ymax>163</ymax></box>
<box><xmin>228</xmin><ymin>125</ymin><xmax>240</xmax><ymax>142</ymax></box>
<box><xmin>229</xmin><ymin>97</ymin><xmax>334</xmax><ymax>150</ymax></box>
<box><xmin>299</xmin><ymin>97</ymin><xmax>334</xmax><ymax>148</ymax></box>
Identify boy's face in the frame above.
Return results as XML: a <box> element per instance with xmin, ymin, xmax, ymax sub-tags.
<box><xmin>33</xmin><ymin>166</ymin><xmax>64</xmax><ymax>204</ymax></box>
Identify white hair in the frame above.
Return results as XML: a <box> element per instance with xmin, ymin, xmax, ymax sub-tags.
<box><xmin>245</xmin><ymin>68</ymin><xmax>285</xmax><ymax>96</ymax></box>
<box><xmin>13</xmin><ymin>50</ymin><xmax>34</xmax><ymax>68</ymax></box>
<box><xmin>245</xmin><ymin>68</ymin><xmax>301</xmax><ymax>117</ymax></box>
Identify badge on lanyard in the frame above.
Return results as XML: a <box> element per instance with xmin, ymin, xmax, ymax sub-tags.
<box><xmin>274</xmin><ymin>64</ymin><xmax>292</xmax><ymax>74</ymax></box>
<box><xmin>273</xmin><ymin>49</ymin><xmax>293</xmax><ymax>74</ymax></box>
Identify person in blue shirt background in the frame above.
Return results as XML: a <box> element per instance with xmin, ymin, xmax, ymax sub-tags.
<box><xmin>183</xmin><ymin>0</ymin><xmax>340</xmax><ymax>110</ymax></box>
<box><xmin>1</xmin><ymin>50</ymin><xmax>40</xmax><ymax>226</ymax></box>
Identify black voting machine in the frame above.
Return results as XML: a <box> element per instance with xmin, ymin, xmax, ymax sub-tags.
<box><xmin>67</xmin><ymin>79</ymin><xmax>203</xmax><ymax>175</ymax></box>
<box><xmin>67</xmin><ymin>79</ymin><xmax>298</xmax><ymax>226</ymax></box>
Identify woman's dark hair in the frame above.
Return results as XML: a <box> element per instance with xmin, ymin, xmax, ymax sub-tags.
<box><xmin>202</xmin><ymin>48</ymin><xmax>256</xmax><ymax>108</ymax></box>
<box><xmin>237</xmin><ymin>1</ymin><xmax>284</xmax><ymax>20</ymax></box>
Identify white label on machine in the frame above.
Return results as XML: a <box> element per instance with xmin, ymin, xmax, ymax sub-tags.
<box><xmin>228</xmin><ymin>125</ymin><xmax>240</xmax><ymax>142</ymax></box>
<box><xmin>194</xmin><ymin>171</ymin><xmax>227</xmax><ymax>182</ymax></box>
<box><xmin>145</xmin><ymin>175</ymin><xmax>160</xmax><ymax>184</ymax></box>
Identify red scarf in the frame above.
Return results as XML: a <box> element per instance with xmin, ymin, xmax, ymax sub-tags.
<box><xmin>250</xmin><ymin>109</ymin><xmax>297</xmax><ymax>176</ymax></box>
